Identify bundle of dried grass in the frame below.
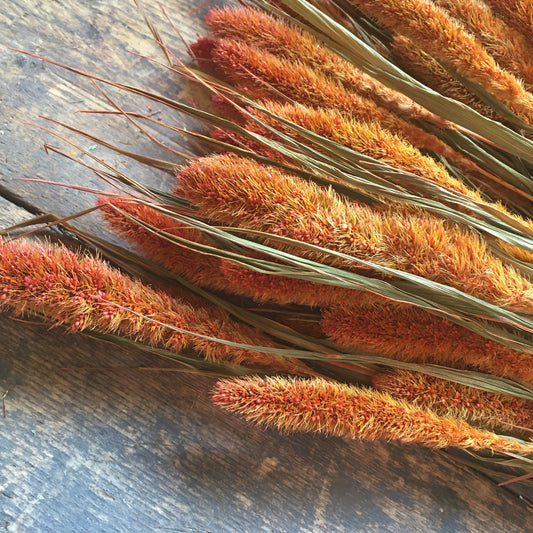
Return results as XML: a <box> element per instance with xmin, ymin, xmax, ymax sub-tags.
<box><xmin>7</xmin><ymin>0</ymin><xmax>533</xmax><ymax>482</ymax></box>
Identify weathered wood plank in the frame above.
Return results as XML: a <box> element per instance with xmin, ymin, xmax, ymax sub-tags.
<box><xmin>0</xmin><ymin>196</ymin><xmax>33</xmax><ymax>228</ymax></box>
<box><xmin>1</xmin><ymin>0</ymin><xmax>532</xmax><ymax>531</ymax></box>
<box><xmin>1</xmin><ymin>0</ymin><xmax>204</xmax><ymax>236</ymax></box>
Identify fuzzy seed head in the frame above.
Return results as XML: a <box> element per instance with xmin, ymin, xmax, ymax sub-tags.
<box><xmin>322</xmin><ymin>302</ymin><xmax>533</xmax><ymax>384</ymax></box>
<box><xmin>373</xmin><ymin>370</ymin><xmax>533</xmax><ymax>434</ymax></box>
<box><xmin>0</xmin><ymin>237</ymin><xmax>313</xmax><ymax>375</ymax></box>
<box><xmin>191</xmin><ymin>37</ymin><xmax>474</xmax><ymax>167</ymax></box>
<box><xmin>349</xmin><ymin>0</ymin><xmax>533</xmax><ymax>124</ymax></box>
<box><xmin>213</xmin><ymin>376</ymin><xmax>533</xmax><ymax>453</ymax></box>
<box><xmin>205</xmin><ymin>6</ymin><xmax>452</xmax><ymax>128</ymax></box>
<box><xmin>178</xmin><ymin>154</ymin><xmax>533</xmax><ymax>313</ymax></box>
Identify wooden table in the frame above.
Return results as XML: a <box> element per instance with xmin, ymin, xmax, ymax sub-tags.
<box><xmin>1</xmin><ymin>1</ymin><xmax>532</xmax><ymax>531</ymax></box>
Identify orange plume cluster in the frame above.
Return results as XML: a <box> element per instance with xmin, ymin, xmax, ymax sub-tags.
<box><xmin>225</xmin><ymin>101</ymin><xmax>526</xmax><ymax>210</ymax></box>
<box><xmin>373</xmin><ymin>370</ymin><xmax>533</xmax><ymax>434</ymax></box>
<box><xmin>0</xmin><ymin>237</ymin><xmax>315</xmax><ymax>375</ymax></box>
<box><xmin>215</xmin><ymin>101</ymin><xmax>533</xmax><ymax>264</ymax></box>
<box><xmin>204</xmin><ymin>6</ymin><xmax>452</xmax><ymax>128</ymax></box>
<box><xmin>178</xmin><ymin>154</ymin><xmax>533</xmax><ymax>313</ymax></box>
<box><xmin>219</xmin><ymin>102</ymin><xmax>472</xmax><ymax>195</ymax></box>
<box><xmin>483</xmin><ymin>0</ymin><xmax>533</xmax><ymax>44</ymax></box>
<box><xmin>391</xmin><ymin>35</ymin><xmax>497</xmax><ymax>118</ymax></box>
<box><xmin>213</xmin><ymin>376</ymin><xmax>533</xmax><ymax>453</ymax></box>
<box><xmin>348</xmin><ymin>0</ymin><xmax>533</xmax><ymax>125</ymax></box>
<box><xmin>98</xmin><ymin>197</ymin><xmax>229</xmax><ymax>292</ymax></box>
<box><xmin>99</xmin><ymin>196</ymin><xmax>369</xmax><ymax>307</ymax></box>
<box><xmin>322</xmin><ymin>302</ymin><xmax>533</xmax><ymax>384</ymax></box>
<box><xmin>190</xmin><ymin>37</ymin><xmax>475</xmax><ymax>168</ymax></box>
<box><xmin>432</xmin><ymin>0</ymin><xmax>533</xmax><ymax>89</ymax></box>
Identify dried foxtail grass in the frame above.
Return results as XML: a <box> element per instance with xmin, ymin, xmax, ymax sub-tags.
<box><xmin>348</xmin><ymin>0</ymin><xmax>533</xmax><ymax>125</ymax></box>
<box><xmin>178</xmin><ymin>154</ymin><xmax>533</xmax><ymax>313</ymax></box>
<box><xmin>218</xmin><ymin>100</ymin><xmax>533</xmax><ymax>264</ymax></box>
<box><xmin>204</xmin><ymin>6</ymin><xmax>453</xmax><ymax>128</ymax></box>
<box><xmin>98</xmin><ymin>198</ymin><xmax>230</xmax><ymax>293</ymax></box>
<box><xmin>191</xmin><ymin>37</ymin><xmax>476</xmax><ymax>169</ymax></box>
<box><xmin>213</xmin><ymin>376</ymin><xmax>533</xmax><ymax>453</ymax></box>
<box><xmin>391</xmin><ymin>35</ymin><xmax>497</xmax><ymax>119</ymax></box>
<box><xmin>220</xmin><ymin>102</ymin><xmax>472</xmax><ymax>195</ymax></box>
<box><xmin>483</xmin><ymin>0</ymin><xmax>533</xmax><ymax>44</ymax></box>
<box><xmin>100</xmin><ymin>196</ymin><xmax>371</xmax><ymax>307</ymax></box>
<box><xmin>0</xmin><ymin>237</ymin><xmax>313</xmax><ymax>375</ymax></box>
<box><xmin>321</xmin><ymin>301</ymin><xmax>533</xmax><ymax>384</ymax></box>
<box><xmin>432</xmin><ymin>0</ymin><xmax>533</xmax><ymax>89</ymax></box>
<box><xmin>373</xmin><ymin>369</ymin><xmax>533</xmax><ymax>434</ymax></box>
<box><xmin>219</xmin><ymin>260</ymin><xmax>363</xmax><ymax>307</ymax></box>
<box><xmin>215</xmin><ymin>100</ymin><xmax>533</xmax><ymax>247</ymax></box>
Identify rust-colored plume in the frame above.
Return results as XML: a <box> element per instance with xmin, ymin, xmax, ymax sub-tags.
<box><xmin>213</xmin><ymin>376</ymin><xmax>533</xmax><ymax>453</ymax></box>
<box><xmin>0</xmin><ymin>237</ymin><xmax>314</xmax><ymax>375</ymax></box>
<box><xmin>204</xmin><ymin>6</ymin><xmax>453</xmax><ymax>128</ymax></box>
<box><xmin>391</xmin><ymin>35</ymin><xmax>497</xmax><ymax>119</ymax></box>
<box><xmin>483</xmin><ymin>0</ymin><xmax>533</xmax><ymax>44</ymax></box>
<box><xmin>219</xmin><ymin>260</ymin><xmax>366</xmax><ymax>307</ymax></box>
<box><xmin>322</xmin><ymin>302</ymin><xmax>533</xmax><ymax>384</ymax></box>
<box><xmin>348</xmin><ymin>0</ymin><xmax>533</xmax><ymax>125</ymax></box>
<box><xmin>432</xmin><ymin>0</ymin><xmax>533</xmax><ymax>89</ymax></box>
<box><xmin>99</xmin><ymin>196</ymin><xmax>369</xmax><ymax>307</ymax></box>
<box><xmin>190</xmin><ymin>37</ymin><xmax>476</xmax><ymax>169</ymax></box>
<box><xmin>98</xmin><ymin>197</ymin><xmax>229</xmax><ymax>292</ymax></box>
<box><xmin>178</xmin><ymin>154</ymin><xmax>533</xmax><ymax>313</ymax></box>
<box><xmin>215</xmin><ymin>101</ymin><xmax>533</xmax><ymax>263</ymax></box>
<box><xmin>221</xmin><ymin>102</ymin><xmax>523</xmax><ymax>209</ymax></box>
<box><xmin>221</xmin><ymin>102</ymin><xmax>470</xmax><ymax>193</ymax></box>
<box><xmin>373</xmin><ymin>369</ymin><xmax>533</xmax><ymax>434</ymax></box>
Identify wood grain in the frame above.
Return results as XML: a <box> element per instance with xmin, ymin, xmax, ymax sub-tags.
<box><xmin>1</xmin><ymin>1</ymin><xmax>532</xmax><ymax>531</ymax></box>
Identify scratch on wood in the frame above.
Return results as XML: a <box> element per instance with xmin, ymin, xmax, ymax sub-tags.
<box><xmin>1</xmin><ymin>389</ymin><xmax>9</xmax><ymax>418</ymax></box>
<box><xmin>311</xmin><ymin>463</ymin><xmax>334</xmax><ymax>532</ymax></box>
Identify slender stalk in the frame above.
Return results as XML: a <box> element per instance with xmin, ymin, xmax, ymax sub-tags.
<box><xmin>213</xmin><ymin>376</ymin><xmax>533</xmax><ymax>453</ymax></box>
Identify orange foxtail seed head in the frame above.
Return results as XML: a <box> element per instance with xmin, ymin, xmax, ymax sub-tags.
<box><xmin>98</xmin><ymin>197</ymin><xmax>229</xmax><ymax>293</ymax></box>
<box><xmin>391</xmin><ymin>35</ymin><xmax>496</xmax><ymax>119</ymax></box>
<box><xmin>178</xmin><ymin>154</ymin><xmax>533</xmax><ymax>313</ymax></box>
<box><xmin>213</xmin><ymin>376</ymin><xmax>533</xmax><ymax>453</ymax></box>
<box><xmin>483</xmin><ymin>0</ymin><xmax>533</xmax><ymax>45</ymax></box>
<box><xmin>100</xmin><ymin>196</ymin><xmax>368</xmax><ymax>308</ymax></box>
<box><xmin>205</xmin><ymin>6</ymin><xmax>453</xmax><ymax>128</ymax></box>
<box><xmin>191</xmin><ymin>37</ymin><xmax>473</xmax><ymax>167</ymax></box>
<box><xmin>372</xmin><ymin>370</ymin><xmax>533</xmax><ymax>435</ymax></box>
<box><xmin>321</xmin><ymin>302</ymin><xmax>533</xmax><ymax>384</ymax></box>
<box><xmin>0</xmin><ymin>237</ymin><xmax>313</xmax><ymax>376</ymax></box>
<box><xmin>432</xmin><ymin>0</ymin><xmax>533</xmax><ymax>89</ymax></box>
<box><xmin>349</xmin><ymin>0</ymin><xmax>533</xmax><ymax>125</ymax></box>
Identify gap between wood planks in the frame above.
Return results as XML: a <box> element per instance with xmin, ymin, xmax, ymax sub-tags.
<box><xmin>0</xmin><ymin>184</ymin><xmax>43</xmax><ymax>217</ymax></box>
